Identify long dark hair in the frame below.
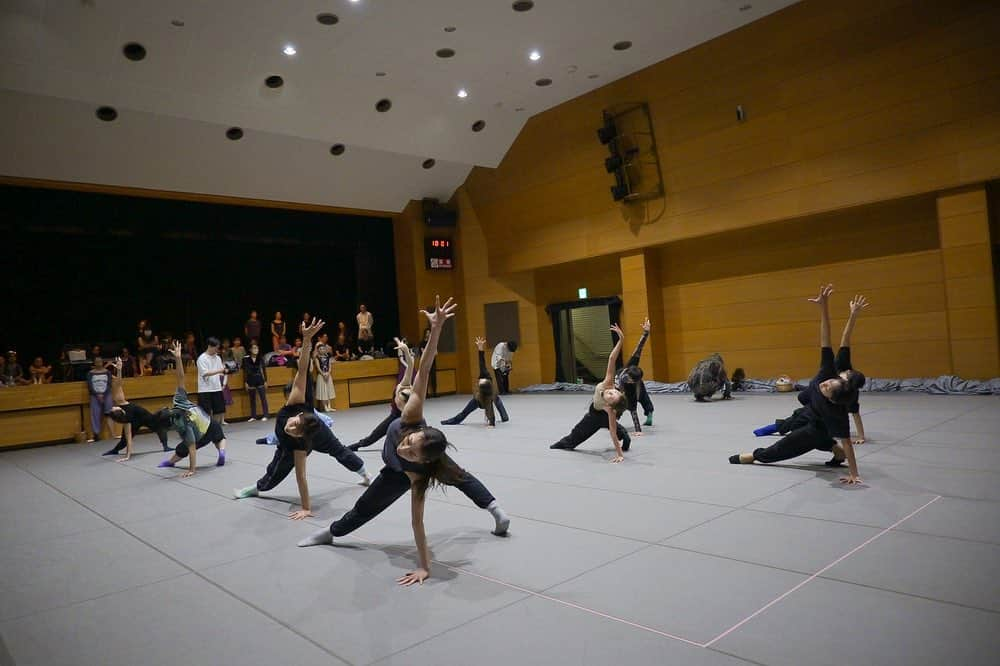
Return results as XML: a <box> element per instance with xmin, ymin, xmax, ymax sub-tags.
<box><xmin>410</xmin><ymin>426</ymin><xmax>465</xmax><ymax>499</ymax></box>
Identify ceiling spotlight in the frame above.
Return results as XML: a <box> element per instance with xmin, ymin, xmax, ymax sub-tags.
<box><xmin>444</xmin><ymin>26</ymin><xmax>457</xmax><ymax>32</ymax></box>
<box><xmin>613</xmin><ymin>41</ymin><xmax>632</xmax><ymax>51</ymax></box>
<box><xmin>283</xmin><ymin>44</ymin><xmax>297</xmax><ymax>56</ymax></box>
<box><xmin>316</xmin><ymin>13</ymin><xmax>339</xmax><ymax>25</ymax></box>
<box><xmin>170</xmin><ymin>19</ymin><xmax>185</xmax><ymax>27</ymax></box>
<box><xmin>457</xmin><ymin>88</ymin><xmax>468</xmax><ymax>98</ymax></box>
<box><xmin>529</xmin><ymin>50</ymin><xmax>541</xmax><ymax>61</ymax></box>
<box><xmin>349</xmin><ymin>0</ymin><xmax>361</xmax><ymax>3</ymax></box>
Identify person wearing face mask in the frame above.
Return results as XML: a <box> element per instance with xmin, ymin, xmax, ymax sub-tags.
<box><xmin>550</xmin><ymin>324</ymin><xmax>631</xmax><ymax>463</ymax></box>
<box><xmin>136</xmin><ymin>320</ymin><xmax>158</xmax><ymax>367</ymax></box>
<box><xmin>730</xmin><ymin>286</ymin><xmax>867</xmax><ymax>485</ymax></box>
<box><xmin>243</xmin><ymin>341</ymin><xmax>269</xmax><ymax>421</ymax></box>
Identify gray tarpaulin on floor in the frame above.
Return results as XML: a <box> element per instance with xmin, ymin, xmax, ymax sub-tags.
<box><xmin>520</xmin><ymin>376</ymin><xmax>1000</xmax><ymax>395</ymax></box>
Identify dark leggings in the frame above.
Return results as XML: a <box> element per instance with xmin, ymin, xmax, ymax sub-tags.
<box><xmin>257</xmin><ymin>429</ymin><xmax>363</xmax><ymax>491</ymax></box>
<box><xmin>355</xmin><ymin>412</ymin><xmax>397</xmax><ymax>448</ymax></box>
<box><xmin>248</xmin><ymin>386</ymin><xmax>269</xmax><ymax>418</ymax></box>
<box><xmin>752</xmin><ymin>424</ymin><xmax>835</xmax><ymax>464</ymax></box>
<box><xmin>329</xmin><ymin>466</ymin><xmax>496</xmax><ymax>537</ymax></box>
<box><xmin>446</xmin><ymin>396</ymin><xmax>509</xmax><ymax>424</ymax></box>
<box><xmin>495</xmin><ymin>368</ymin><xmax>510</xmax><ymax>395</ymax></box>
<box><xmin>553</xmin><ymin>407</ymin><xmax>630</xmax><ymax>450</ymax></box>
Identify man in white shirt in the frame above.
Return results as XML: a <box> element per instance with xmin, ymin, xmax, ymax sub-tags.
<box><xmin>356</xmin><ymin>304</ymin><xmax>374</xmax><ymax>345</ymax></box>
<box><xmin>197</xmin><ymin>337</ymin><xmax>228</xmax><ymax>424</ymax></box>
<box><xmin>491</xmin><ymin>341</ymin><xmax>518</xmax><ymax>395</ymax></box>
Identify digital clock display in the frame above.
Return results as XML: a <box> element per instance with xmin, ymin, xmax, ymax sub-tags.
<box><xmin>425</xmin><ymin>237</ymin><xmax>454</xmax><ymax>269</ymax></box>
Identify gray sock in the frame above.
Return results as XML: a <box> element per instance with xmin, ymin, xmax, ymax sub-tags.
<box><xmin>297</xmin><ymin>528</ymin><xmax>333</xmax><ymax>547</ymax></box>
<box><xmin>487</xmin><ymin>500</ymin><xmax>510</xmax><ymax>536</ymax></box>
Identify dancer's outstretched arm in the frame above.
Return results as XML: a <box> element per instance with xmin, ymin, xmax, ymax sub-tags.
<box><xmin>843</xmin><ymin>294</ymin><xmax>870</xmax><ymax>444</ymax></box>
<box><xmin>287</xmin><ymin>318</ymin><xmax>325</xmax><ymax>406</ymax></box>
<box><xmin>395</xmin><ymin>337</ymin><xmax>415</xmax><ymax>388</ymax></box>
<box><xmin>603</xmin><ymin>324</ymin><xmax>624</xmax><ymax>389</ymax></box>
<box><xmin>807</xmin><ymin>284</ymin><xmax>834</xmax><ymax>349</ymax></box>
<box><xmin>168</xmin><ymin>341</ymin><xmax>197</xmax><ymax>477</ymax></box>
<box><xmin>401</xmin><ymin>296</ymin><xmax>456</xmax><ymax>424</ymax></box>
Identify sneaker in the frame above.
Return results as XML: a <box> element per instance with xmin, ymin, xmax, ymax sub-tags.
<box><xmin>247</xmin><ymin>417</ymin><xmax>257</xmax><ymax>422</ymax></box>
<box><xmin>255</xmin><ymin>437</ymin><xmax>269</xmax><ymax>445</ymax></box>
<box><xmin>86</xmin><ymin>438</ymin><xmax>95</xmax><ymax>443</ymax></box>
<box><xmin>261</xmin><ymin>416</ymin><xmax>269</xmax><ymax>421</ymax></box>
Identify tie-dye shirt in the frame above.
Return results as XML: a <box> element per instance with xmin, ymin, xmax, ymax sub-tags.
<box><xmin>168</xmin><ymin>387</ymin><xmax>212</xmax><ymax>443</ymax></box>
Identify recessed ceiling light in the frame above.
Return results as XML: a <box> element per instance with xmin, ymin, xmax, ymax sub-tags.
<box><xmin>529</xmin><ymin>50</ymin><xmax>541</xmax><ymax>61</ymax></box>
<box><xmin>375</xmin><ymin>98</ymin><xmax>392</xmax><ymax>112</ymax></box>
<box><xmin>265</xmin><ymin>75</ymin><xmax>284</xmax><ymax>88</ymax></box>
<box><xmin>444</xmin><ymin>26</ymin><xmax>456</xmax><ymax>32</ymax></box>
<box><xmin>739</xmin><ymin>4</ymin><xmax>753</xmax><ymax>11</ymax></box>
<box><xmin>422</xmin><ymin>159</ymin><xmax>436</xmax><ymax>169</ymax></box>
<box><xmin>587</xmin><ymin>73</ymin><xmax>599</xmax><ymax>79</ymax></box>
<box><xmin>95</xmin><ymin>106</ymin><xmax>117</xmax><ymax>122</ymax></box>
<box><xmin>375</xmin><ymin>71</ymin><xmax>387</xmax><ymax>77</ymax></box>
<box><xmin>122</xmin><ymin>42</ymin><xmax>146</xmax><ymax>61</ymax></box>
<box><xmin>457</xmin><ymin>88</ymin><xmax>468</xmax><ymax>98</ymax></box>
<box><xmin>436</xmin><ymin>48</ymin><xmax>455</xmax><ymax>58</ymax></box>
<box><xmin>330</xmin><ymin>144</ymin><xmax>346</xmax><ymax>156</ymax></box>
<box><xmin>515</xmin><ymin>107</ymin><xmax>525</xmax><ymax>112</ymax></box>
<box><xmin>349</xmin><ymin>0</ymin><xmax>361</xmax><ymax>3</ymax></box>
<box><xmin>316</xmin><ymin>13</ymin><xmax>339</xmax><ymax>25</ymax></box>
<box><xmin>512</xmin><ymin>1</ymin><xmax>534</xmax><ymax>11</ymax></box>
<box><xmin>535</xmin><ymin>78</ymin><xmax>552</xmax><ymax>87</ymax></box>
<box><xmin>471</xmin><ymin>120</ymin><xmax>486</xmax><ymax>132</ymax></box>
<box><xmin>170</xmin><ymin>19</ymin><xmax>184</xmax><ymax>27</ymax></box>
<box><xmin>283</xmin><ymin>44</ymin><xmax>297</xmax><ymax>56</ymax></box>
<box><xmin>566</xmin><ymin>65</ymin><xmax>578</xmax><ymax>73</ymax></box>
<box><xmin>226</xmin><ymin>127</ymin><xmax>243</xmax><ymax>141</ymax></box>
<box><xmin>613</xmin><ymin>40</ymin><xmax>632</xmax><ymax>51</ymax></box>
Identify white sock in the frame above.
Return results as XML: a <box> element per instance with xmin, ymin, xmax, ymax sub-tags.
<box><xmin>487</xmin><ymin>500</ymin><xmax>510</xmax><ymax>536</ymax></box>
<box><xmin>357</xmin><ymin>466</ymin><xmax>372</xmax><ymax>486</ymax></box>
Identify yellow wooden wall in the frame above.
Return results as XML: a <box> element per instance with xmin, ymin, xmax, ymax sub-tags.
<box><xmin>462</xmin><ymin>0</ymin><xmax>1000</xmax><ymax>275</ymax></box>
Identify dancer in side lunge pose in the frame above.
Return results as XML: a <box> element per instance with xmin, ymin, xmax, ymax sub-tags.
<box><xmin>298</xmin><ymin>297</ymin><xmax>511</xmax><ymax>586</ymax></box>
<box><xmin>103</xmin><ymin>357</ymin><xmax>171</xmax><ymax>460</ymax></box>
<box><xmin>156</xmin><ymin>341</ymin><xmax>227</xmax><ymax>477</ymax></box>
<box><xmin>234</xmin><ymin>318</ymin><xmax>372</xmax><ymax>518</ymax></box>
<box><xmin>615</xmin><ymin>318</ymin><xmax>654</xmax><ymax>433</ymax></box>
<box><xmin>441</xmin><ymin>337</ymin><xmax>509</xmax><ymax>427</ymax></box>
<box><xmin>347</xmin><ymin>338</ymin><xmax>414</xmax><ymax>451</ymax></box>
<box><xmin>730</xmin><ymin>286</ymin><xmax>867</xmax><ymax>484</ymax></box>
<box><xmin>550</xmin><ymin>324</ymin><xmax>630</xmax><ymax>463</ymax></box>
<box><xmin>752</xmin><ymin>294</ymin><xmax>870</xmax><ymax>445</ymax></box>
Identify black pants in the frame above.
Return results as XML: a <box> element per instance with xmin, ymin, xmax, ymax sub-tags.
<box><xmin>447</xmin><ymin>396</ymin><xmax>509</xmax><ymax>424</ymax></box>
<box><xmin>553</xmin><ymin>407</ymin><xmax>630</xmax><ymax>450</ymax></box>
<box><xmin>174</xmin><ymin>422</ymin><xmax>225</xmax><ymax>459</ymax></box>
<box><xmin>495</xmin><ymin>368</ymin><xmax>511</xmax><ymax>395</ymax></box>
<box><xmin>248</xmin><ymin>386</ymin><xmax>269</xmax><ymax>418</ymax></box>
<box><xmin>329</xmin><ymin>466</ymin><xmax>496</xmax><ymax>537</ymax></box>
<box><xmin>776</xmin><ymin>407</ymin><xmax>812</xmax><ymax>435</ymax></box>
<box><xmin>753</xmin><ymin>424</ymin><xmax>835</xmax><ymax>464</ymax></box>
<box><xmin>257</xmin><ymin>429</ymin><xmax>363</xmax><ymax>492</ymax></box>
<box><xmin>355</xmin><ymin>412</ymin><xmax>397</xmax><ymax>448</ymax></box>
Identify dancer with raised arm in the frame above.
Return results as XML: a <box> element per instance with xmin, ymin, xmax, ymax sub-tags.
<box><xmin>298</xmin><ymin>297</ymin><xmax>510</xmax><ymax>585</ymax></box>
<box><xmin>441</xmin><ymin>337</ymin><xmax>509</xmax><ymax>427</ymax></box>
<box><xmin>156</xmin><ymin>341</ymin><xmax>227</xmax><ymax>477</ymax></box>
<box><xmin>730</xmin><ymin>285</ymin><xmax>866</xmax><ymax>484</ymax></box>
<box><xmin>550</xmin><ymin>324</ymin><xmax>630</xmax><ymax>463</ymax></box>
<box><xmin>234</xmin><ymin>318</ymin><xmax>372</xmax><ymax>518</ymax></box>
<box><xmin>615</xmin><ymin>318</ymin><xmax>654</xmax><ymax>433</ymax></box>
<box><xmin>104</xmin><ymin>357</ymin><xmax>171</xmax><ymax>461</ymax></box>
<box><xmin>348</xmin><ymin>337</ymin><xmax>414</xmax><ymax>451</ymax></box>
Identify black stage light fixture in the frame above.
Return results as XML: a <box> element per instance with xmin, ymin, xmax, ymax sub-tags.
<box><xmin>610</xmin><ymin>169</ymin><xmax>629</xmax><ymax>201</ymax></box>
<box><xmin>605</xmin><ymin>155</ymin><xmax>622</xmax><ymax>173</ymax></box>
<box><xmin>596</xmin><ymin>116</ymin><xmax>617</xmax><ymax>144</ymax></box>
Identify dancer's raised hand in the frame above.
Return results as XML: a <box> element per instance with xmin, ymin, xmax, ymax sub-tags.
<box><xmin>807</xmin><ymin>284</ymin><xmax>834</xmax><ymax>305</ymax></box>
<box><xmin>849</xmin><ymin>294</ymin><xmax>870</xmax><ymax>314</ymax></box>
<box><xmin>422</xmin><ymin>295</ymin><xmax>457</xmax><ymax>330</ymax></box>
<box><xmin>474</xmin><ymin>336</ymin><xmax>486</xmax><ymax>351</ymax></box>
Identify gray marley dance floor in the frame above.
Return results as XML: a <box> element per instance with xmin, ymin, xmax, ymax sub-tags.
<box><xmin>1</xmin><ymin>393</ymin><xmax>999</xmax><ymax>665</ymax></box>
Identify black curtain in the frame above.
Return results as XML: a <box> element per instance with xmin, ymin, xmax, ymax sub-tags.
<box><xmin>545</xmin><ymin>296</ymin><xmax>622</xmax><ymax>382</ymax></box>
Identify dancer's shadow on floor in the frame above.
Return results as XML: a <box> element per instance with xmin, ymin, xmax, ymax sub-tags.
<box><xmin>758</xmin><ymin>462</ymin><xmax>870</xmax><ymax>490</ymax></box>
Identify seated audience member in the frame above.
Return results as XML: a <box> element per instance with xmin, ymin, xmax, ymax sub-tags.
<box><xmin>5</xmin><ymin>351</ymin><xmax>30</xmax><ymax>386</ymax></box>
<box><xmin>270</xmin><ymin>336</ymin><xmax>293</xmax><ymax>366</ymax></box>
<box><xmin>119</xmin><ymin>348</ymin><xmax>138</xmax><ymax>378</ymax></box>
<box><xmin>221</xmin><ymin>338</ymin><xmax>234</xmax><ymax>363</ymax></box>
<box><xmin>0</xmin><ymin>356</ymin><xmax>8</xmax><ymax>386</ymax></box>
<box><xmin>29</xmin><ymin>356</ymin><xmax>53</xmax><ymax>384</ymax></box>
<box><xmin>90</xmin><ymin>345</ymin><xmax>103</xmax><ymax>361</ymax></box>
<box><xmin>231</xmin><ymin>337</ymin><xmax>247</xmax><ymax>365</ymax></box>
<box><xmin>333</xmin><ymin>334</ymin><xmax>352</xmax><ymax>361</ymax></box>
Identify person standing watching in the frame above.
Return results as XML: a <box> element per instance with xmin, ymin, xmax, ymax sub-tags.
<box><xmin>356</xmin><ymin>304</ymin><xmax>374</xmax><ymax>348</ymax></box>
<box><xmin>491</xmin><ymin>341</ymin><xmax>518</xmax><ymax>395</ymax></box>
<box><xmin>197</xmin><ymin>337</ymin><xmax>227</xmax><ymax>425</ymax></box>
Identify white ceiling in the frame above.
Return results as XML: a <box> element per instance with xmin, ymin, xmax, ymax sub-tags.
<box><xmin>0</xmin><ymin>0</ymin><xmax>798</xmax><ymax>212</ymax></box>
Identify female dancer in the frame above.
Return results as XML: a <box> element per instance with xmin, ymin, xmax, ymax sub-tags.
<box><xmin>156</xmin><ymin>341</ymin><xmax>227</xmax><ymax>477</ymax></box>
<box><xmin>615</xmin><ymin>318</ymin><xmax>654</xmax><ymax>433</ymax></box>
<box><xmin>234</xmin><ymin>318</ymin><xmax>371</xmax><ymax>517</ymax></box>
<box><xmin>730</xmin><ymin>286</ymin><xmax>866</xmax><ymax>484</ymax></box>
<box><xmin>752</xmin><ymin>294</ymin><xmax>869</xmax><ymax>445</ymax></box>
<box><xmin>550</xmin><ymin>324</ymin><xmax>630</xmax><ymax>463</ymax></box>
<box><xmin>298</xmin><ymin>297</ymin><xmax>510</xmax><ymax>585</ymax></box>
<box><xmin>441</xmin><ymin>337</ymin><xmax>509</xmax><ymax>427</ymax></box>
<box><xmin>104</xmin><ymin>358</ymin><xmax>171</xmax><ymax>460</ymax></box>
<box><xmin>348</xmin><ymin>338</ymin><xmax>414</xmax><ymax>451</ymax></box>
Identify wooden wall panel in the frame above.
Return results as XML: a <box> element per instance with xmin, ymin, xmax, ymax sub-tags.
<box><xmin>461</xmin><ymin>0</ymin><xmax>1000</xmax><ymax>274</ymax></box>
<box><xmin>0</xmin><ymin>407</ymin><xmax>82</xmax><ymax>448</ymax></box>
